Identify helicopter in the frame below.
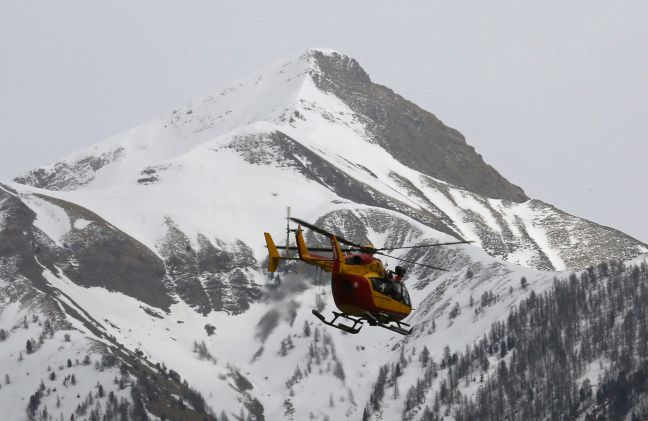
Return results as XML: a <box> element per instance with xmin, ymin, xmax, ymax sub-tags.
<box><xmin>264</xmin><ymin>214</ymin><xmax>471</xmax><ymax>336</ymax></box>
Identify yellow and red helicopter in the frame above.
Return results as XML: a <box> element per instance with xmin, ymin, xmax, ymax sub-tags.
<box><xmin>264</xmin><ymin>216</ymin><xmax>470</xmax><ymax>336</ymax></box>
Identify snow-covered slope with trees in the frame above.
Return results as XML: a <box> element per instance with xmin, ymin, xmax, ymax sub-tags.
<box><xmin>2</xmin><ymin>49</ymin><xmax>647</xmax><ymax>420</ymax></box>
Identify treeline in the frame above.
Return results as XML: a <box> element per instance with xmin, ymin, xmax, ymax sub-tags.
<box><xmin>411</xmin><ymin>260</ymin><xmax>648</xmax><ymax>420</ymax></box>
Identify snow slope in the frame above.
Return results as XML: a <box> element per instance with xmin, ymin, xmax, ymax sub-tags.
<box><xmin>0</xmin><ymin>188</ymin><xmax>565</xmax><ymax>420</ymax></box>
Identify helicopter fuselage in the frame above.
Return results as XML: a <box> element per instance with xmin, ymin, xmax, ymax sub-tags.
<box><xmin>331</xmin><ymin>254</ymin><xmax>412</xmax><ymax>321</ymax></box>
<box><xmin>264</xmin><ymin>225</ymin><xmax>414</xmax><ymax>334</ymax></box>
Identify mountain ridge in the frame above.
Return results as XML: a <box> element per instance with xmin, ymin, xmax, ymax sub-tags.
<box><xmin>12</xmin><ymin>49</ymin><xmax>645</xmax><ymax>271</ymax></box>
<box><xmin>15</xmin><ymin>48</ymin><xmax>526</xmax><ymax>202</ymax></box>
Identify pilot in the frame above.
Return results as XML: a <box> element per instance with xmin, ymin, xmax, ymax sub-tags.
<box><xmin>393</xmin><ymin>266</ymin><xmax>406</xmax><ymax>282</ymax></box>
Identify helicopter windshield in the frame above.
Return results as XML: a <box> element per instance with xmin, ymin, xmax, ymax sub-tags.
<box><xmin>370</xmin><ymin>277</ymin><xmax>411</xmax><ymax>307</ymax></box>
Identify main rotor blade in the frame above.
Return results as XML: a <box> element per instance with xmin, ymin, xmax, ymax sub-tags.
<box><xmin>289</xmin><ymin>218</ymin><xmax>365</xmax><ymax>249</ymax></box>
<box><xmin>376</xmin><ymin>240</ymin><xmax>473</xmax><ymax>251</ymax></box>
<box><xmin>272</xmin><ymin>245</ymin><xmax>356</xmax><ymax>253</ymax></box>
<box><xmin>375</xmin><ymin>251</ymin><xmax>448</xmax><ymax>271</ymax></box>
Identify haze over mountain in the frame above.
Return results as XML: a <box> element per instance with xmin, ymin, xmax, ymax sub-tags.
<box><xmin>1</xmin><ymin>49</ymin><xmax>646</xmax><ymax>420</ymax></box>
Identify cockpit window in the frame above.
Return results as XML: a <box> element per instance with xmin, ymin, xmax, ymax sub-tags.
<box><xmin>370</xmin><ymin>277</ymin><xmax>411</xmax><ymax>307</ymax></box>
<box><xmin>370</xmin><ymin>277</ymin><xmax>387</xmax><ymax>294</ymax></box>
<box><xmin>401</xmin><ymin>285</ymin><xmax>411</xmax><ymax>307</ymax></box>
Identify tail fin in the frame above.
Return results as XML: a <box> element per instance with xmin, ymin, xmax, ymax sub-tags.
<box><xmin>264</xmin><ymin>232</ymin><xmax>281</xmax><ymax>272</ymax></box>
<box><xmin>295</xmin><ymin>227</ymin><xmax>311</xmax><ymax>260</ymax></box>
<box><xmin>330</xmin><ymin>235</ymin><xmax>345</xmax><ymax>275</ymax></box>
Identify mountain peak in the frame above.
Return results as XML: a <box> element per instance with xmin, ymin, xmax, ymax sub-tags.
<box><xmin>303</xmin><ymin>47</ymin><xmax>341</xmax><ymax>55</ymax></box>
<box><xmin>296</xmin><ymin>49</ymin><xmax>528</xmax><ymax>202</ymax></box>
<box><xmin>17</xmin><ymin>48</ymin><xmax>526</xmax><ymax>203</ymax></box>
<box><xmin>15</xmin><ymin>48</ymin><xmax>528</xmax><ymax>203</ymax></box>
<box><xmin>301</xmin><ymin>48</ymin><xmax>371</xmax><ymax>85</ymax></box>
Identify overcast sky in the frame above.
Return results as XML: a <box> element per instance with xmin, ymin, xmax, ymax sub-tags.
<box><xmin>1</xmin><ymin>1</ymin><xmax>646</xmax><ymax>242</ymax></box>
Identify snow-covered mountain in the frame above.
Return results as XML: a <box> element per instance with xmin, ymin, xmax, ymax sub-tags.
<box><xmin>14</xmin><ymin>49</ymin><xmax>645</xmax><ymax>272</ymax></box>
<box><xmin>2</xmin><ymin>48</ymin><xmax>647</xmax><ymax>420</ymax></box>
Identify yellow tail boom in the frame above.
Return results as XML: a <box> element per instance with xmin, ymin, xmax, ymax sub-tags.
<box><xmin>264</xmin><ymin>232</ymin><xmax>281</xmax><ymax>272</ymax></box>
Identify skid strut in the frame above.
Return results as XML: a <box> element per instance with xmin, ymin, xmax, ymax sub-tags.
<box><xmin>312</xmin><ymin>310</ymin><xmax>364</xmax><ymax>334</ymax></box>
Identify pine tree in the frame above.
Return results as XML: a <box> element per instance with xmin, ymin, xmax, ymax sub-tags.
<box><xmin>28</xmin><ymin>392</ymin><xmax>40</xmax><ymax>416</ymax></box>
<box><xmin>333</xmin><ymin>361</ymin><xmax>345</xmax><ymax>381</ymax></box>
<box><xmin>399</xmin><ymin>347</ymin><xmax>407</xmax><ymax>367</ymax></box>
<box><xmin>420</xmin><ymin>346</ymin><xmax>431</xmax><ymax>367</ymax></box>
<box><xmin>362</xmin><ymin>407</ymin><xmax>370</xmax><ymax>421</ymax></box>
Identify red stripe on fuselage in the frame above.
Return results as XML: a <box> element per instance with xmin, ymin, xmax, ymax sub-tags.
<box><xmin>331</xmin><ymin>274</ymin><xmax>408</xmax><ymax>321</ymax></box>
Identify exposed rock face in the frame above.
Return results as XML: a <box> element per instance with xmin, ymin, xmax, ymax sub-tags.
<box><xmin>0</xmin><ymin>184</ymin><xmax>172</xmax><ymax>310</ymax></box>
<box><xmin>217</xmin><ymin>128</ymin><xmax>646</xmax><ymax>271</ymax></box>
<box><xmin>0</xmin><ymin>185</ymin><xmax>53</xmax><ymax>287</ymax></box>
<box><xmin>158</xmin><ymin>219</ymin><xmax>262</xmax><ymax>315</ymax></box>
<box><xmin>309</xmin><ymin>50</ymin><xmax>528</xmax><ymax>202</ymax></box>
<box><xmin>1</xmin><ymin>183</ymin><xmax>267</xmax><ymax>315</ymax></box>
<box><xmin>524</xmin><ymin>200</ymin><xmax>646</xmax><ymax>269</ymax></box>
<box><xmin>14</xmin><ymin>147</ymin><xmax>124</xmax><ymax>191</ymax></box>
<box><xmin>197</xmin><ymin>235</ymin><xmax>262</xmax><ymax>315</ymax></box>
<box><xmin>217</xmin><ymin>130</ymin><xmax>463</xmax><ymax>239</ymax></box>
<box><xmin>51</xmin><ymin>196</ymin><xmax>172</xmax><ymax>309</ymax></box>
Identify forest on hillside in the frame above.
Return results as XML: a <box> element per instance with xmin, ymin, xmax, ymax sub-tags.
<box><xmin>427</xmin><ymin>260</ymin><xmax>648</xmax><ymax>421</ymax></box>
<box><xmin>363</xmin><ymin>260</ymin><xmax>648</xmax><ymax>421</ymax></box>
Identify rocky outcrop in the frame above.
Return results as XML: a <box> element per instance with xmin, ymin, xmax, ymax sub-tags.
<box><xmin>309</xmin><ymin>50</ymin><xmax>528</xmax><ymax>202</ymax></box>
<box><xmin>14</xmin><ymin>147</ymin><xmax>124</xmax><ymax>191</ymax></box>
<box><xmin>158</xmin><ymin>219</ymin><xmax>262</xmax><ymax>315</ymax></box>
<box><xmin>0</xmin><ymin>184</ymin><xmax>172</xmax><ymax>310</ymax></box>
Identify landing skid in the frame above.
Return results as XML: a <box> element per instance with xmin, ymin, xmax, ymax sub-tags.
<box><xmin>311</xmin><ymin>310</ymin><xmax>363</xmax><ymax>334</ymax></box>
<box><xmin>363</xmin><ymin>312</ymin><xmax>413</xmax><ymax>336</ymax></box>
<box><xmin>311</xmin><ymin>310</ymin><xmax>413</xmax><ymax>336</ymax></box>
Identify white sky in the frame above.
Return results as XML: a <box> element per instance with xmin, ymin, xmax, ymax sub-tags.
<box><xmin>1</xmin><ymin>1</ymin><xmax>646</xmax><ymax>242</ymax></box>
